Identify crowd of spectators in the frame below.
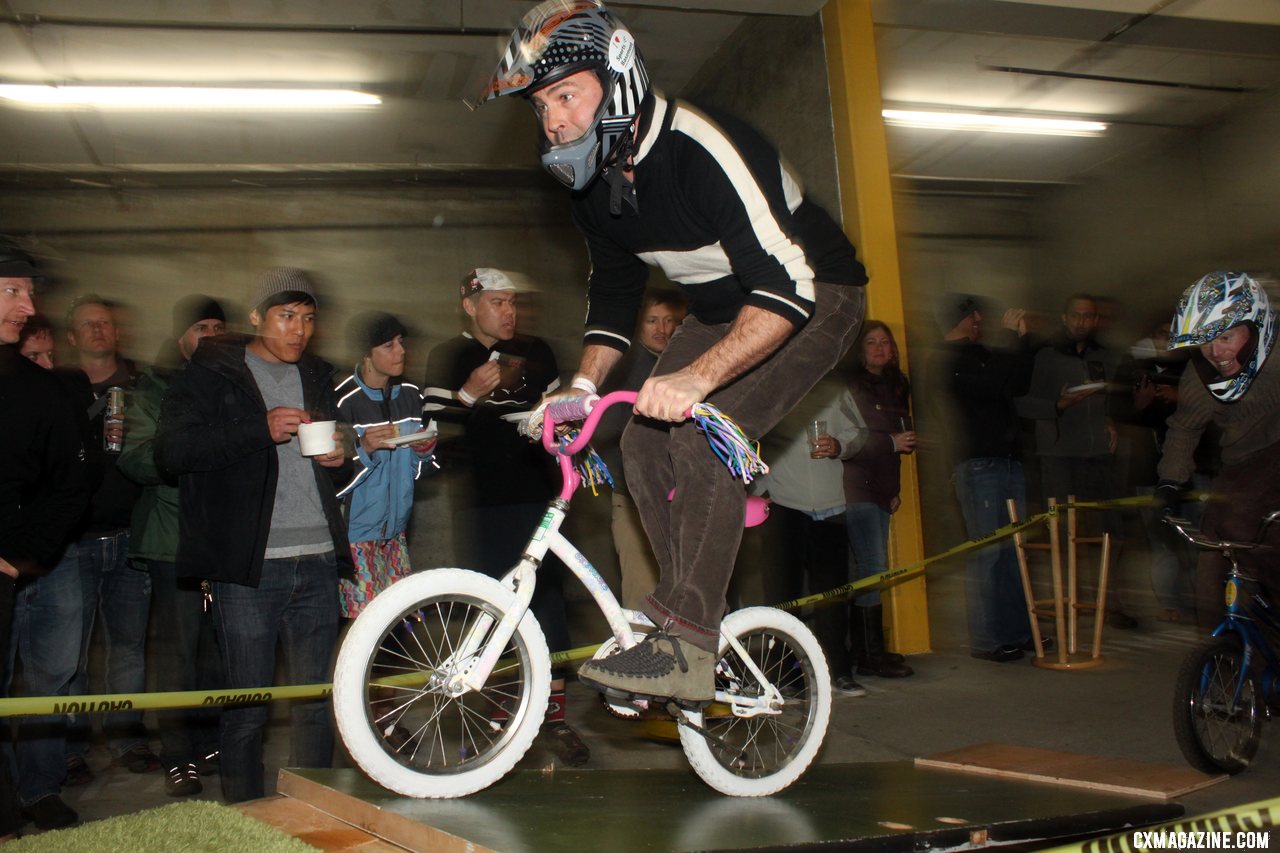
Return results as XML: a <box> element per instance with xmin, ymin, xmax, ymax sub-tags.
<box><xmin>1</xmin><ymin>228</ymin><xmax>1266</xmax><ymax>835</ymax></box>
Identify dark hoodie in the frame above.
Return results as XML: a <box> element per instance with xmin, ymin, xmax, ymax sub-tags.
<box><xmin>0</xmin><ymin>344</ymin><xmax>91</xmax><ymax>574</ymax></box>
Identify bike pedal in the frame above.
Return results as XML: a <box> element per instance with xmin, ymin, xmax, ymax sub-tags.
<box><xmin>600</xmin><ymin>694</ymin><xmax>643</xmax><ymax>719</ymax></box>
<box><xmin>598</xmin><ymin>686</ymin><xmax>708</xmax><ymax>710</ymax></box>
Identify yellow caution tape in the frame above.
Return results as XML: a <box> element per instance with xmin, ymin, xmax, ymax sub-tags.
<box><xmin>0</xmin><ymin>683</ymin><xmax>334</xmax><ymax>718</ymax></box>
<box><xmin>0</xmin><ymin>493</ymin><xmax>1174</xmax><ymax>717</ymax></box>
<box><xmin>1035</xmin><ymin>795</ymin><xmax>1275</xmax><ymax>852</ymax></box>
<box><xmin>771</xmin><ymin>509</ymin><xmax>1054</xmax><ymax>614</ymax></box>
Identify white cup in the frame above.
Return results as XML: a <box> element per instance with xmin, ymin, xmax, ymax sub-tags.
<box><xmin>297</xmin><ymin>420</ymin><xmax>337</xmax><ymax>456</ymax></box>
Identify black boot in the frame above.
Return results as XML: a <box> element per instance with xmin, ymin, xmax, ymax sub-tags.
<box><xmin>853</xmin><ymin>605</ymin><xmax>914</xmax><ymax>678</ymax></box>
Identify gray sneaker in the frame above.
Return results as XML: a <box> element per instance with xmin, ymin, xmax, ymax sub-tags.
<box><xmin>834</xmin><ymin>676</ymin><xmax>867</xmax><ymax>697</ymax></box>
<box><xmin>578</xmin><ymin>631</ymin><xmax>715</xmax><ymax>704</ymax></box>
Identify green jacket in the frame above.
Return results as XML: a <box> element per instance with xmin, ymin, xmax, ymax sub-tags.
<box><xmin>117</xmin><ymin>363</ymin><xmax>180</xmax><ymax>563</ymax></box>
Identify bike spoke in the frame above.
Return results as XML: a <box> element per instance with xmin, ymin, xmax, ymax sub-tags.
<box><xmin>356</xmin><ymin>592</ymin><xmax>536</xmax><ymax>776</ymax></box>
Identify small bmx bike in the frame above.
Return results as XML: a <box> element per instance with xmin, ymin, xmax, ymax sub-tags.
<box><xmin>1167</xmin><ymin>511</ymin><xmax>1280</xmax><ymax>774</ymax></box>
<box><xmin>333</xmin><ymin>390</ymin><xmax>831</xmax><ymax>798</ymax></box>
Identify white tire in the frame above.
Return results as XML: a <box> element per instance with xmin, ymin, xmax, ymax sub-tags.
<box><xmin>679</xmin><ymin>607</ymin><xmax>831</xmax><ymax>796</ymax></box>
<box><xmin>333</xmin><ymin>569</ymin><xmax>551</xmax><ymax>798</ymax></box>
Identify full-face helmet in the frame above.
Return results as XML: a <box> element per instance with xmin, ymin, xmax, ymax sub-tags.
<box><xmin>1168</xmin><ymin>271</ymin><xmax>1276</xmax><ymax>402</ymax></box>
<box><xmin>479</xmin><ymin>0</ymin><xmax>650</xmax><ymax>191</ymax></box>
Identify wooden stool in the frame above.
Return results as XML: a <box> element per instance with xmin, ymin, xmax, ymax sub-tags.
<box><xmin>1009</xmin><ymin>496</ymin><xmax>1111</xmax><ymax>670</ymax></box>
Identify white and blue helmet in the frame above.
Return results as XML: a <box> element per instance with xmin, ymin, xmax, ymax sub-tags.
<box><xmin>479</xmin><ymin>1</ymin><xmax>650</xmax><ymax>191</ymax></box>
<box><xmin>1169</xmin><ymin>271</ymin><xmax>1277</xmax><ymax>402</ymax></box>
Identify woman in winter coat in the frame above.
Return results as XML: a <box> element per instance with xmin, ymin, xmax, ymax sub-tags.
<box><xmin>839</xmin><ymin>321</ymin><xmax>916</xmax><ymax>678</ymax></box>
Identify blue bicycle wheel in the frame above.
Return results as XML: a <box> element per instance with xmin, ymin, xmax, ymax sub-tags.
<box><xmin>1172</xmin><ymin>634</ymin><xmax>1263</xmax><ymax>774</ymax></box>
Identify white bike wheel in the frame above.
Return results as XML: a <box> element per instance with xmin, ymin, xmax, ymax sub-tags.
<box><xmin>679</xmin><ymin>607</ymin><xmax>831</xmax><ymax>797</ymax></box>
<box><xmin>333</xmin><ymin>569</ymin><xmax>551</xmax><ymax>798</ymax></box>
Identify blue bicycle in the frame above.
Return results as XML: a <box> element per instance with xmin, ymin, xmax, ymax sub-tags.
<box><xmin>1167</xmin><ymin>512</ymin><xmax>1280</xmax><ymax>774</ymax></box>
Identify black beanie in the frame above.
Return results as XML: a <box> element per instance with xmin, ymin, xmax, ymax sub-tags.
<box><xmin>351</xmin><ymin>311</ymin><xmax>409</xmax><ymax>355</ymax></box>
<box><xmin>0</xmin><ymin>237</ymin><xmax>43</xmax><ymax>280</ymax></box>
<box><xmin>173</xmin><ymin>294</ymin><xmax>227</xmax><ymax>337</ymax></box>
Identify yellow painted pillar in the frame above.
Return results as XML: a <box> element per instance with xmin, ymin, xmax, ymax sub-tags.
<box><xmin>822</xmin><ymin>0</ymin><xmax>930</xmax><ymax>654</ymax></box>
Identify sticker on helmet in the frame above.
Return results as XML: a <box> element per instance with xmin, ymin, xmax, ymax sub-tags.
<box><xmin>608</xmin><ymin>31</ymin><xmax>635</xmax><ymax>73</ymax></box>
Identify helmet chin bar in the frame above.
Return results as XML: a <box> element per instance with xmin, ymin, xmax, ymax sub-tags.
<box><xmin>542</xmin><ymin>136</ymin><xmax>601</xmax><ymax>191</ymax></box>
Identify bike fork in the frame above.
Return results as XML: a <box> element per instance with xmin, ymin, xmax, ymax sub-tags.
<box><xmin>715</xmin><ymin>628</ymin><xmax>784</xmax><ymax>716</ymax></box>
<box><xmin>454</xmin><ymin>559</ymin><xmax>538</xmax><ymax>694</ymax></box>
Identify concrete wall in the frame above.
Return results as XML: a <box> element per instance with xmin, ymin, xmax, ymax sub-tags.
<box><xmin>1034</xmin><ymin>86</ymin><xmax>1280</xmax><ymax>335</ymax></box>
<box><xmin>682</xmin><ymin>13</ymin><xmax>842</xmax><ymax>222</ymax></box>
<box><xmin>9</xmin><ymin>182</ymin><xmax>589</xmax><ymax>374</ymax></box>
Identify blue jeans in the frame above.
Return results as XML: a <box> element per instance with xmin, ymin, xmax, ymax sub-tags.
<box><xmin>6</xmin><ymin>544</ymin><xmax>83</xmax><ymax>804</ymax></box>
<box><xmin>149</xmin><ymin>561</ymin><xmax>223</xmax><ymax>769</ymax></box>
<box><xmin>954</xmin><ymin>458</ymin><xmax>1031</xmax><ymax>653</ymax></box>
<box><xmin>67</xmin><ymin>530</ymin><xmax>152</xmax><ymax>759</ymax></box>
<box><xmin>213</xmin><ymin>552</ymin><xmax>339</xmax><ymax>803</ymax></box>
<box><xmin>0</xmin><ymin>576</ymin><xmax>21</xmax><ymax>836</ymax></box>
<box><xmin>845</xmin><ymin>502</ymin><xmax>889</xmax><ymax>608</ymax></box>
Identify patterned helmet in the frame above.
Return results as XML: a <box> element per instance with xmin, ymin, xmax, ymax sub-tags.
<box><xmin>1168</xmin><ymin>271</ymin><xmax>1276</xmax><ymax>402</ymax></box>
<box><xmin>479</xmin><ymin>0</ymin><xmax>650</xmax><ymax>191</ymax></box>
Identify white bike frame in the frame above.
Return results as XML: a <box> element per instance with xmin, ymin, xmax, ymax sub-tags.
<box><xmin>455</xmin><ymin>390</ymin><xmax>781</xmax><ymax>717</ymax></box>
<box><xmin>461</xmin><ymin>501</ymin><xmax>781</xmax><ymax>717</ymax></box>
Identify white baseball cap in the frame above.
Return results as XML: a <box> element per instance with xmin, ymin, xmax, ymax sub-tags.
<box><xmin>460</xmin><ymin>267</ymin><xmax>518</xmax><ymax>298</ymax></box>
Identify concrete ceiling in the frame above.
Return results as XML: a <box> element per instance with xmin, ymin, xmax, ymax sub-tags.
<box><xmin>0</xmin><ymin>0</ymin><xmax>1277</xmax><ymax>188</ymax></box>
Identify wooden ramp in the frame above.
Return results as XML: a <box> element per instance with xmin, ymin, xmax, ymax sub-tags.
<box><xmin>916</xmin><ymin>742</ymin><xmax>1226</xmax><ymax>800</ymax></box>
<box><xmin>235</xmin><ymin>795</ymin><xmax>410</xmax><ymax>851</ymax></box>
<box><xmin>263</xmin><ymin>763</ymin><xmax>1184</xmax><ymax>853</ymax></box>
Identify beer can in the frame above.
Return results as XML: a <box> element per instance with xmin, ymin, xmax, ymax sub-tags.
<box><xmin>104</xmin><ymin>386</ymin><xmax>125</xmax><ymax>452</ymax></box>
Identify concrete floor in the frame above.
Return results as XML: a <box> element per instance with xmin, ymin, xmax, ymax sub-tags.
<box><xmin>21</xmin><ymin>556</ymin><xmax>1280</xmax><ymax>846</ymax></box>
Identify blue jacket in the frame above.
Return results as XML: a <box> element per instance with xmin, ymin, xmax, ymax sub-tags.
<box><xmin>335</xmin><ymin>369</ymin><xmax>434</xmax><ymax>544</ymax></box>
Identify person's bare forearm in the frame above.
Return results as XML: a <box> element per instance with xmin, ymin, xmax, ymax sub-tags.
<box><xmin>635</xmin><ymin>306</ymin><xmax>795</xmax><ymax>422</ymax></box>
<box><xmin>573</xmin><ymin>344</ymin><xmax>626</xmax><ymax>390</ymax></box>
<box><xmin>687</xmin><ymin>306</ymin><xmax>794</xmax><ymax>389</ymax></box>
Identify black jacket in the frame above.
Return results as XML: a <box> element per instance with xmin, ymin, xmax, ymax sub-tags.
<box><xmin>422</xmin><ymin>333</ymin><xmax>560</xmax><ymax>508</ymax></box>
<box><xmin>156</xmin><ymin>335</ymin><xmax>354</xmax><ymax>587</ymax></box>
<box><xmin>0</xmin><ymin>344</ymin><xmax>91</xmax><ymax>575</ymax></box>
<box><xmin>936</xmin><ymin>330</ymin><xmax>1035</xmax><ymax>465</ymax></box>
<box><xmin>843</xmin><ymin>367</ymin><xmax>911</xmax><ymax>512</ymax></box>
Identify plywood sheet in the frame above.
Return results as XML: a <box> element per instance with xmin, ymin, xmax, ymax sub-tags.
<box><xmin>916</xmin><ymin>742</ymin><xmax>1226</xmax><ymax>800</ymax></box>
<box><xmin>276</xmin><ymin>771</ymin><xmax>496</xmax><ymax>853</ymax></box>
<box><xmin>235</xmin><ymin>795</ymin><xmax>405</xmax><ymax>851</ymax></box>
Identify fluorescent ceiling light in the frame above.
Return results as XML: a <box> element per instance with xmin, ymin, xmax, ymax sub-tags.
<box><xmin>882</xmin><ymin>109</ymin><xmax>1106</xmax><ymax>137</ymax></box>
<box><xmin>0</xmin><ymin>85</ymin><xmax>380</xmax><ymax>109</ymax></box>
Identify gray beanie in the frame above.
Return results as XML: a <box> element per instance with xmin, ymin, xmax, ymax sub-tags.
<box><xmin>250</xmin><ymin>267</ymin><xmax>318</xmax><ymax>312</ymax></box>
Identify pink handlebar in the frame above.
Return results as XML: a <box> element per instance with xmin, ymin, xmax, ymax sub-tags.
<box><xmin>540</xmin><ymin>390</ymin><xmax>637</xmax><ymax>455</ymax></box>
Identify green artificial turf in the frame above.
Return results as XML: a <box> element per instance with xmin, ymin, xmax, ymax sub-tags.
<box><xmin>11</xmin><ymin>801</ymin><xmax>320</xmax><ymax>852</ymax></box>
